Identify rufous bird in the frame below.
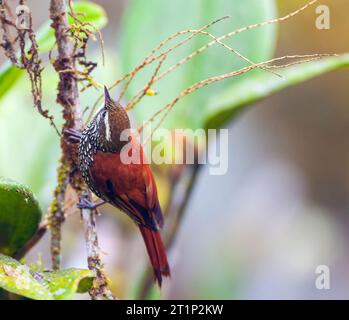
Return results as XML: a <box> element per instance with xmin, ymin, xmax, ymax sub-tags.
<box><xmin>65</xmin><ymin>87</ymin><xmax>170</xmax><ymax>286</ymax></box>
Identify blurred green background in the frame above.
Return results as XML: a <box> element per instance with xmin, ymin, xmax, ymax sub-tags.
<box><xmin>0</xmin><ymin>0</ymin><xmax>348</xmax><ymax>299</ymax></box>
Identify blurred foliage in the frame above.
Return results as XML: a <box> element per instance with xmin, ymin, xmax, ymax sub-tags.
<box><xmin>0</xmin><ymin>79</ymin><xmax>61</xmax><ymax>209</ymax></box>
<box><xmin>121</xmin><ymin>0</ymin><xmax>349</xmax><ymax>137</ymax></box>
<box><xmin>205</xmin><ymin>53</ymin><xmax>349</xmax><ymax>129</ymax></box>
<box><xmin>0</xmin><ymin>63</ymin><xmax>23</xmax><ymax>101</ymax></box>
<box><xmin>120</xmin><ymin>0</ymin><xmax>277</xmax><ymax>130</ymax></box>
<box><xmin>0</xmin><ymin>1</ymin><xmax>107</xmax><ymax>101</ymax></box>
<box><xmin>0</xmin><ymin>254</ymin><xmax>94</xmax><ymax>300</ymax></box>
<box><xmin>0</xmin><ymin>178</ymin><xmax>41</xmax><ymax>256</ymax></box>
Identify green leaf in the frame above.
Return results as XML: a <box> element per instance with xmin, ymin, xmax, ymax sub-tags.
<box><xmin>0</xmin><ymin>178</ymin><xmax>42</xmax><ymax>256</ymax></box>
<box><xmin>120</xmin><ymin>0</ymin><xmax>277</xmax><ymax>130</ymax></box>
<box><xmin>204</xmin><ymin>53</ymin><xmax>349</xmax><ymax>129</ymax></box>
<box><xmin>39</xmin><ymin>268</ymin><xmax>95</xmax><ymax>300</ymax></box>
<box><xmin>0</xmin><ymin>254</ymin><xmax>95</xmax><ymax>300</ymax></box>
<box><xmin>0</xmin><ymin>1</ymin><xmax>107</xmax><ymax>99</ymax></box>
<box><xmin>0</xmin><ymin>63</ymin><xmax>24</xmax><ymax>100</ymax></box>
<box><xmin>0</xmin><ymin>254</ymin><xmax>52</xmax><ymax>300</ymax></box>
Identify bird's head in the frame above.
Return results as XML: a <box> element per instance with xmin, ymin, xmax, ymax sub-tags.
<box><xmin>96</xmin><ymin>86</ymin><xmax>131</xmax><ymax>151</ymax></box>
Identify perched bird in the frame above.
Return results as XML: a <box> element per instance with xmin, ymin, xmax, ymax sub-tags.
<box><xmin>69</xmin><ymin>87</ymin><xmax>170</xmax><ymax>286</ymax></box>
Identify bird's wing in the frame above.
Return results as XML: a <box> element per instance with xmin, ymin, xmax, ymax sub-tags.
<box><xmin>89</xmin><ymin>151</ymin><xmax>163</xmax><ymax>230</ymax></box>
<box><xmin>142</xmin><ymin>164</ymin><xmax>164</xmax><ymax>228</ymax></box>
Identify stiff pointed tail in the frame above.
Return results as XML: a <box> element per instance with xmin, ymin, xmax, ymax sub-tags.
<box><xmin>139</xmin><ymin>225</ymin><xmax>170</xmax><ymax>286</ymax></box>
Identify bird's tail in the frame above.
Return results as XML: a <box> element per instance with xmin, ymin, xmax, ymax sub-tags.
<box><xmin>139</xmin><ymin>225</ymin><xmax>170</xmax><ymax>287</ymax></box>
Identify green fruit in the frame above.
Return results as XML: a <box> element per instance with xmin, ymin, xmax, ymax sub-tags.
<box><xmin>0</xmin><ymin>178</ymin><xmax>42</xmax><ymax>256</ymax></box>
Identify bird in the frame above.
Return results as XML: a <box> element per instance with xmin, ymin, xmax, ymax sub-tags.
<box><xmin>67</xmin><ymin>86</ymin><xmax>170</xmax><ymax>286</ymax></box>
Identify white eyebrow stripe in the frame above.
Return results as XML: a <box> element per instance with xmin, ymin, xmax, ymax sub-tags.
<box><xmin>104</xmin><ymin>111</ymin><xmax>111</xmax><ymax>142</ymax></box>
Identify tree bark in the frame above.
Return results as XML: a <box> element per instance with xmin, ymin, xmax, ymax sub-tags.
<box><xmin>49</xmin><ymin>0</ymin><xmax>115</xmax><ymax>300</ymax></box>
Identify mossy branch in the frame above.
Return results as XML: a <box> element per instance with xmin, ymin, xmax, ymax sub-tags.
<box><xmin>49</xmin><ymin>0</ymin><xmax>114</xmax><ymax>300</ymax></box>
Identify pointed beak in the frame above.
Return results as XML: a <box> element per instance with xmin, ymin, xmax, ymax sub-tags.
<box><xmin>104</xmin><ymin>86</ymin><xmax>112</xmax><ymax>105</ymax></box>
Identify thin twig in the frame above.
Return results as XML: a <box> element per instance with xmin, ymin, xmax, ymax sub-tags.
<box><xmin>117</xmin><ymin>16</ymin><xmax>231</xmax><ymax>97</ymax></box>
<box><xmin>0</xmin><ymin>7</ymin><xmax>21</xmax><ymax>67</ymax></box>
<box><xmin>0</xmin><ymin>1</ymin><xmax>60</xmax><ymax>135</ymax></box>
<box><xmin>68</xmin><ymin>0</ymin><xmax>105</xmax><ymax>66</ymax></box>
<box><xmin>126</xmin><ymin>29</ymin><xmax>281</xmax><ymax>112</ymax></box>
<box><xmin>140</xmin><ymin>53</ymin><xmax>335</xmax><ymax>141</ymax></box>
<box><xmin>91</xmin><ymin>0</ymin><xmax>318</xmax><ymax>123</ymax></box>
<box><xmin>154</xmin><ymin>0</ymin><xmax>319</xmax><ymax>84</ymax></box>
<box><xmin>80</xmin><ymin>189</ymin><xmax>116</xmax><ymax>300</ymax></box>
<box><xmin>88</xmin><ymin>15</ymin><xmax>230</xmax><ymax>121</ymax></box>
<box><xmin>125</xmin><ymin>54</ymin><xmax>167</xmax><ymax>110</ymax></box>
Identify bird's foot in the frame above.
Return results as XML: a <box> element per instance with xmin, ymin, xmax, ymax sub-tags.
<box><xmin>77</xmin><ymin>197</ymin><xmax>106</xmax><ymax>210</ymax></box>
<box><xmin>63</xmin><ymin>128</ymin><xmax>82</xmax><ymax>144</ymax></box>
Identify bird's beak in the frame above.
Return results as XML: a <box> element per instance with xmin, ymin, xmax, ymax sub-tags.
<box><xmin>104</xmin><ymin>85</ymin><xmax>112</xmax><ymax>105</ymax></box>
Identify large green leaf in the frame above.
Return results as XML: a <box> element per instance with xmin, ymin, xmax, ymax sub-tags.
<box><xmin>120</xmin><ymin>0</ymin><xmax>277</xmax><ymax>129</ymax></box>
<box><xmin>205</xmin><ymin>53</ymin><xmax>349</xmax><ymax>129</ymax></box>
<box><xmin>0</xmin><ymin>254</ymin><xmax>95</xmax><ymax>300</ymax></box>
<box><xmin>0</xmin><ymin>178</ymin><xmax>42</xmax><ymax>256</ymax></box>
<box><xmin>0</xmin><ymin>1</ymin><xmax>107</xmax><ymax>99</ymax></box>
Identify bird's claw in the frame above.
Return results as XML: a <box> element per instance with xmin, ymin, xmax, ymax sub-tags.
<box><xmin>77</xmin><ymin>197</ymin><xmax>98</xmax><ymax>210</ymax></box>
<box><xmin>63</xmin><ymin>128</ymin><xmax>82</xmax><ymax>144</ymax></box>
<box><xmin>77</xmin><ymin>197</ymin><xmax>106</xmax><ymax>210</ymax></box>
